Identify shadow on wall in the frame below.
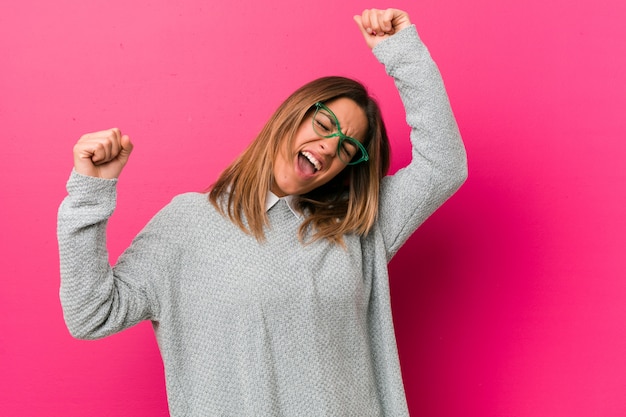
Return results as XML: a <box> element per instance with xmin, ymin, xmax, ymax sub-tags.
<box><xmin>388</xmin><ymin>167</ymin><xmax>545</xmax><ymax>416</ymax></box>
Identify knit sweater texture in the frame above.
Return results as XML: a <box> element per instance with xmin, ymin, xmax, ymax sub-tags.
<box><xmin>58</xmin><ymin>25</ymin><xmax>467</xmax><ymax>416</ymax></box>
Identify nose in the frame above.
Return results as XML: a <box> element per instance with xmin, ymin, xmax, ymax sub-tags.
<box><xmin>317</xmin><ymin>137</ymin><xmax>339</xmax><ymax>158</ymax></box>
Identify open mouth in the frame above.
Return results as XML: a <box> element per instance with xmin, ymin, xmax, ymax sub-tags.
<box><xmin>298</xmin><ymin>151</ymin><xmax>321</xmax><ymax>175</ymax></box>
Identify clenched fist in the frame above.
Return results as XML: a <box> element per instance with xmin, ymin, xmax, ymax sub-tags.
<box><xmin>353</xmin><ymin>8</ymin><xmax>412</xmax><ymax>50</ymax></box>
<box><xmin>73</xmin><ymin>128</ymin><xmax>133</xmax><ymax>179</ymax></box>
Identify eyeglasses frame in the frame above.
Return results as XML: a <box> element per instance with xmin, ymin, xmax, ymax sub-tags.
<box><xmin>312</xmin><ymin>102</ymin><xmax>369</xmax><ymax>165</ymax></box>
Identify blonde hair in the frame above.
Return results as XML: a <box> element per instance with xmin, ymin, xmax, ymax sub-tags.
<box><xmin>208</xmin><ymin>76</ymin><xmax>390</xmax><ymax>245</ymax></box>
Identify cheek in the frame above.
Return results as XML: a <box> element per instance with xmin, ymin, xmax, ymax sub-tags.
<box><xmin>274</xmin><ymin>145</ymin><xmax>296</xmax><ymax>179</ymax></box>
<box><xmin>293</xmin><ymin>121</ymin><xmax>314</xmax><ymax>147</ymax></box>
<box><xmin>273</xmin><ymin>154</ymin><xmax>286</xmax><ymax>179</ymax></box>
<box><xmin>325</xmin><ymin>161</ymin><xmax>348</xmax><ymax>182</ymax></box>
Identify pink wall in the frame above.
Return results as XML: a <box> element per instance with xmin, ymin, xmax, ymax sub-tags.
<box><xmin>1</xmin><ymin>0</ymin><xmax>625</xmax><ymax>415</ymax></box>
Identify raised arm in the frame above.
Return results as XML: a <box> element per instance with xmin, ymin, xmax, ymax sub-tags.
<box><xmin>355</xmin><ymin>9</ymin><xmax>468</xmax><ymax>260</ymax></box>
<box><xmin>58</xmin><ymin>129</ymin><xmax>160</xmax><ymax>339</ymax></box>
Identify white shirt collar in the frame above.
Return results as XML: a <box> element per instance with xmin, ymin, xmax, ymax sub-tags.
<box><xmin>265</xmin><ymin>191</ymin><xmax>302</xmax><ymax>219</ymax></box>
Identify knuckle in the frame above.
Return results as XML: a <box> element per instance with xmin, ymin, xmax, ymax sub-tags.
<box><xmin>78</xmin><ymin>133</ymin><xmax>91</xmax><ymax>142</ymax></box>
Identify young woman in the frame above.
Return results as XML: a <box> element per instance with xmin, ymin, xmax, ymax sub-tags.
<box><xmin>58</xmin><ymin>8</ymin><xmax>467</xmax><ymax>416</ymax></box>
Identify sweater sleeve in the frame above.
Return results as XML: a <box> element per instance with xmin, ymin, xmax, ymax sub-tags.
<box><xmin>373</xmin><ymin>25</ymin><xmax>468</xmax><ymax>261</ymax></box>
<box><xmin>57</xmin><ymin>171</ymin><xmax>164</xmax><ymax>339</ymax></box>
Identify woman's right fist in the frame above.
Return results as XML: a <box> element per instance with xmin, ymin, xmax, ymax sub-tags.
<box><xmin>73</xmin><ymin>128</ymin><xmax>133</xmax><ymax>179</ymax></box>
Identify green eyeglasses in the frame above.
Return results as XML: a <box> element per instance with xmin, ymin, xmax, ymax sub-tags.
<box><xmin>312</xmin><ymin>102</ymin><xmax>369</xmax><ymax>165</ymax></box>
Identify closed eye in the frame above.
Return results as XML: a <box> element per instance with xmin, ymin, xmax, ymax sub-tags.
<box><xmin>314</xmin><ymin>118</ymin><xmax>332</xmax><ymax>134</ymax></box>
<box><xmin>340</xmin><ymin>141</ymin><xmax>357</xmax><ymax>158</ymax></box>
<box><xmin>313</xmin><ymin>109</ymin><xmax>338</xmax><ymax>136</ymax></box>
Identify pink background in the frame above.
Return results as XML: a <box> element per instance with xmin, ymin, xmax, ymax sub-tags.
<box><xmin>1</xmin><ymin>0</ymin><xmax>625</xmax><ymax>415</ymax></box>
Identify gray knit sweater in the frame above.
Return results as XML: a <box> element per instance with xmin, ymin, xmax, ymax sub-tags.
<box><xmin>58</xmin><ymin>26</ymin><xmax>467</xmax><ymax>417</ymax></box>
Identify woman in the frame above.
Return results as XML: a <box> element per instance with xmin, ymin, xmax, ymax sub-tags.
<box><xmin>58</xmin><ymin>8</ymin><xmax>467</xmax><ymax>416</ymax></box>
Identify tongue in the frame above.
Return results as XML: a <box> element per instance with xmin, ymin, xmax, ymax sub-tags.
<box><xmin>298</xmin><ymin>153</ymin><xmax>316</xmax><ymax>175</ymax></box>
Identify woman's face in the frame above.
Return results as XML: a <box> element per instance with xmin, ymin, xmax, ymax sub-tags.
<box><xmin>271</xmin><ymin>97</ymin><xmax>368</xmax><ymax>197</ymax></box>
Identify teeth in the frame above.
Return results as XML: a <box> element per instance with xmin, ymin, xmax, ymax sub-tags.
<box><xmin>301</xmin><ymin>151</ymin><xmax>321</xmax><ymax>171</ymax></box>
